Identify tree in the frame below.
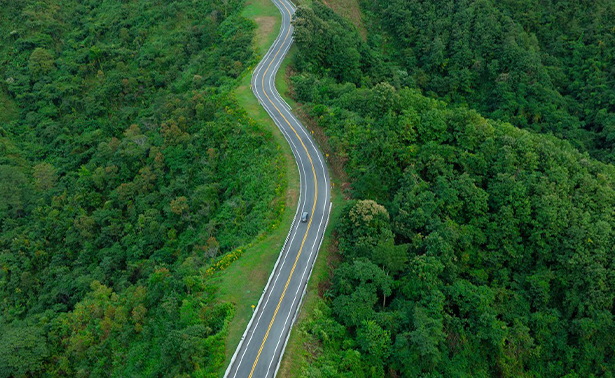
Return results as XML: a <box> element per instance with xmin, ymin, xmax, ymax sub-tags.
<box><xmin>356</xmin><ymin>320</ymin><xmax>391</xmax><ymax>366</ymax></box>
<box><xmin>0</xmin><ymin>165</ymin><xmax>29</xmax><ymax>217</ymax></box>
<box><xmin>337</xmin><ymin>200</ymin><xmax>393</xmax><ymax>259</ymax></box>
<box><xmin>372</xmin><ymin>237</ymin><xmax>408</xmax><ymax>306</ymax></box>
<box><xmin>28</xmin><ymin>48</ymin><xmax>55</xmax><ymax>77</ymax></box>
<box><xmin>0</xmin><ymin>0</ymin><xmax>283</xmax><ymax>376</ymax></box>
<box><xmin>333</xmin><ymin>259</ymin><xmax>393</xmax><ymax>327</ymax></box>
<box><xmin>372</xmin><ymin>237</ymin><xmax>408</xmax><ymax>276</ymax></box>
<box><xmin>0</xmin><ymin>325</ymin><xmax>49</xmax><ymax>378</ymax></box>
<box><xmin>33</xmin><ymin>162</ymin><xmax>57</xmax><ymax>191</ymax></box>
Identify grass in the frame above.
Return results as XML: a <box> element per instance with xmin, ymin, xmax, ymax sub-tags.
<box><xmin>216</xmin><ymin>0</ymin><xmax>302</xmax><ymax>374</ymax></box>
<box><xmin>320</xmin><ymin>0</ymin><xmax>366</xmax><ymax>38</ymax></box>
<box><xmin>234</xmin><ymin>0</ymin><xmax>284</xmax><ymax>140</ymax></box>
<box><xmin>268</xmin><ymin>22</ymin><xmax>350</xmax><ymax>378</ymax></box>
<box><xmin>214</xmin><ymin>185</ymin><xmax>298</xmax><ymax>373</ymax></box>
<box><xmin>275</xmin><ymin>44</ymin><xmax>299</xmax><ymax>110</ymax></box>
<box><xmin>219</xmin><ymin>0</ymin><xmax>350</xmax><ymax>375</ymax></box>
<box><xmin>242</xmin><ymin>0</ymin><xmax>282</xmax><ymax>56</ymax></box>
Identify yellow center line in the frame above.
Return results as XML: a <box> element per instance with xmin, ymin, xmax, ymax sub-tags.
<box><xmin>247</xmin><ymin>1</ymin><xmax>319</xmax><ymax>377</ymax></box>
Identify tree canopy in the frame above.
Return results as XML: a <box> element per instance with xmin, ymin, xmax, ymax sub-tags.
<box><xmin>0</xmin><ymin>0</ymin><xmax>283</xmax><ymax>376</ymax></box>
<box><xmin>290</xmin><ymin>2</ymin><xmax>615</xmax><ymax>377</ymax></box>
<box><xmin>362</xmin><ymin>0</ymin><xmax>615</xmax><ymax>163</ymax></box>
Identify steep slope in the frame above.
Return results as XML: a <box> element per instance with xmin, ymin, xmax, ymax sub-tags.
<box><xmin>284</xmin><ymin>3</ymin><xmax>615</xmax><ymax>377</ymax></box>
<box><xmin>363</xmin><ymin>0</ymin><xmax>615</xmax><ymax>162</ymax></box>
<box><xmin>0</xmin><ymin>1</ymin><xmax>283</xmax><ymax>376</ymax></box>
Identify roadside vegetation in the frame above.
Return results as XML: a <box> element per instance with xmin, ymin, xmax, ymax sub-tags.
<box><xmin>284</xmin><ymin>2</ymin><xmax>615</xmax><ymax>377</ymax></box>
<box><xmin>0</xmin><ymin>0</ymin><xmax>289</xmax><ymax>376</ymax></box>
<box><xmin>219</xmin><ymin>0</ymin><xmax>303</xmax><ymax>372</ymax></box>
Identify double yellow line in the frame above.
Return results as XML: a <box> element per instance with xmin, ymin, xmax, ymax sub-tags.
<box><xmin>247</xmin><ymin>1</ymin><xmax>319</xmax><ymax>377</ymax></box>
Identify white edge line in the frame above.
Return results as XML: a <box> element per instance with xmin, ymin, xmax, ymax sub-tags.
<box><xmin>230</xmin><ymin>100</ymin><xmax>309</xmax><ymax>376</ymax></box>
<box><xmin>272</xmin><ymin>201</ymin><xmax>332</xmax><ymax>378</ymax></box>
<box><xmin>225</xmin><ymin>94</ymin><xmax>305</xmax><ymax>377</ymax></box>
<box><xmin>265</xmin><ymin>205</ymin><xmax>326</xmax><ymax>376</ymax></box>
<box><xmin>265</xmin><ymin>158</ymin><xmax>329</xmax><ymax>376</ymax></box>
<box><xmin>224</xmin><ymin>41</ymin><xmax>299</xmax><ymax>378</ymax></box>
<box><xmin>225</xmin><ymin>0</ymin><xmax>331</xmax><ymax>375</ymax></box>
<box><xmin>224</xmin><ymin>3</ymin><xmax>299</xmax><ymax>377</ymax></box>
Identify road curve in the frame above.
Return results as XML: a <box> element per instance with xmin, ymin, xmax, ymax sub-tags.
<box><xmin>224</xmin><ymin>0</ymin><xmax>331</xmax><ymax>377</ymax></box>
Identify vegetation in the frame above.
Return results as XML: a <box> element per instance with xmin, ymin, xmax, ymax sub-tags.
<box><xmin>362</xmin><ymin>0</ymin><xmax>615</xmax><ymax>162</ymax></box>
<box><xmin>0</xmin><ymin>0</ymin><xmax>285</xmax><ymax>376</ymax></box>
<box><xmin>288</xmin><ymin>2</ymin><xmax>615</xmax><ymax>377</ymax></box>
<box><xmin>4</xmin><ymin>0</ymin><xmax>615</xmax><ymax>376</ymax></box>
<box><xmin>219</xmin><ymin>0</ymin><xmax>303</xmax><ymax>370</ymax></box>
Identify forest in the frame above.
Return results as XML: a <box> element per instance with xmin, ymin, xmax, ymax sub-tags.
<box><xmin>362</xmin><ymin>0</ymin><xmax>615</xmax><ymax>163</ymax></box>
<box><xmin>0</xmin><ymin>0</ymin><xmax>284</xmax><ymax>376</ymax></box>
<box><xmin>291</xmin><ymin>2</ymin><xmax>615</xmax><ymax>377</ymax></box>
<box><xmin>2</xmin><ymin>0</ymin><xmax>615</xmax><ymax>376</ymax></box>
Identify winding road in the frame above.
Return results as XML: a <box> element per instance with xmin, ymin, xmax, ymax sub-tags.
<box><xmin>224</xmin><ymin>0</ymin><xmax>331</xmax><ymax>377</ymax></box>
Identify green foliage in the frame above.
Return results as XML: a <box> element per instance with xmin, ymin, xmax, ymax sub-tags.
<box><xmin>0</xmin><ymin>324</ymin><xmax>49</xmax><ymax>378</ymax></box>
<box><xmin>362</xmin><ymin>0</ymin><xmax>615</xmax><ymax>162</ymax></box>
<box><xmin>290</xmin><ymin>2</ymin><xmax>615</xmax><ymax>376</ymax></box>
<box><xmin>0</xmin><ymin>165</ymin><xmax>30</xmax><ymax>217</ymax></box>
<box><xmin>336</xmin><ymin>199</ymin><xmax>393</xmax><ymax>259</ymax></box>
<box><xmin>293</xmin><ymin>3</ymin><xmax>392</xmax><ymax>86</ymax></box>
<box><xmin>0</xmin><ymin>0</ymin><xmax>283</xmax><ymax>376</ymax></box>
<box><xmin>28</xmin><ymin>48</ymin><xmax>55</xmax><ymax>77</ymax></box>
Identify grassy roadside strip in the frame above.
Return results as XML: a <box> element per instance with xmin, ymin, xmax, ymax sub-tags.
<box><xmin>215</xmin><ymin>0</ymin><xmax>300</xmax><ymax>375</ymax></box>
<box><xmin>251</xmin><ymin>9</ymin><xmax>350</xmax><ymax>374</ymax></box>
<box><xmin>275</xmin><ymin>46</ymin><xmax>349</xmax><ymax>377</ymax></box>
<box><xmin>218</xmin><ymin>0</ymin><xmax>348</xmax><ymax>375</ymax></box>
<box><xmin>275</xmin><ymin>44</ymin><xmax>299</xmax><ymax>110</ymax></box>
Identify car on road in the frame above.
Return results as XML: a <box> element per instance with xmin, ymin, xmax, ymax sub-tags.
<box><xmin>301</xmin><ymin>211</ymin><xmax>309</xmax><ymax>223</ymax></box>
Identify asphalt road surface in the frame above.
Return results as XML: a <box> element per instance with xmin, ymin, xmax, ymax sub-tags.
<box><xmin>223</xmin><ymin>0</ymin><xmax>332</xmax><ymax>377</ymax></box>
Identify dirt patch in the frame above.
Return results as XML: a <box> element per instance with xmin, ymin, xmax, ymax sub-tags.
<box><xmin>287</xmin><ymin>187</ymin><xmax>298</xmax><ymax>206</ymax></box>
<box><xmin>254</xmin><ymin>16</ymin><xmax>276</xmax><ymax>48</ymax></box>
<box><xmin>317</xmin><ymin>234</ymin><xmax>341</xmax><ymax>297</ymax></box>
<box><xmin>322</xmin><ymin>0</ymin><xmax>366</xmax><ymax>39</ymax></box>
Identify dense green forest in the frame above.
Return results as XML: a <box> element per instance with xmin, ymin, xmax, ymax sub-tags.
<box><xmin>0</xmin><ymin>0</ymin><xmax>284</xmax><ymax>376</ymax></box>
<box><xmin>291</xmin><ymin>3</ymin><xmax>615</xmax><ymax>377</ymax></box>
<box><xmin>360</xmin><ymin>0</ymin><xmax>615</xmax><ymax>163</ymax></box>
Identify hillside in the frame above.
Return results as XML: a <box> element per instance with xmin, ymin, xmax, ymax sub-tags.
<box><xmin>0</xmin><ymin>0</ymin><xmax>284</xmax><ymax>376</ymax></box>
<box><xmin>362</xmin><ymin>0</ymin><xmax>615</xmax><ymax>163</ymax></box>
<box><xmin>287</xmin><ymin>2</ymin><xmax>615</xmax><ymax>377</ymax></box>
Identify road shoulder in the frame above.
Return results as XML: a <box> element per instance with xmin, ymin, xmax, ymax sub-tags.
<box><xmin>217</xmin><ymin>0</ymin><xmax>301</xmax><ymax>374</ymax></box>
